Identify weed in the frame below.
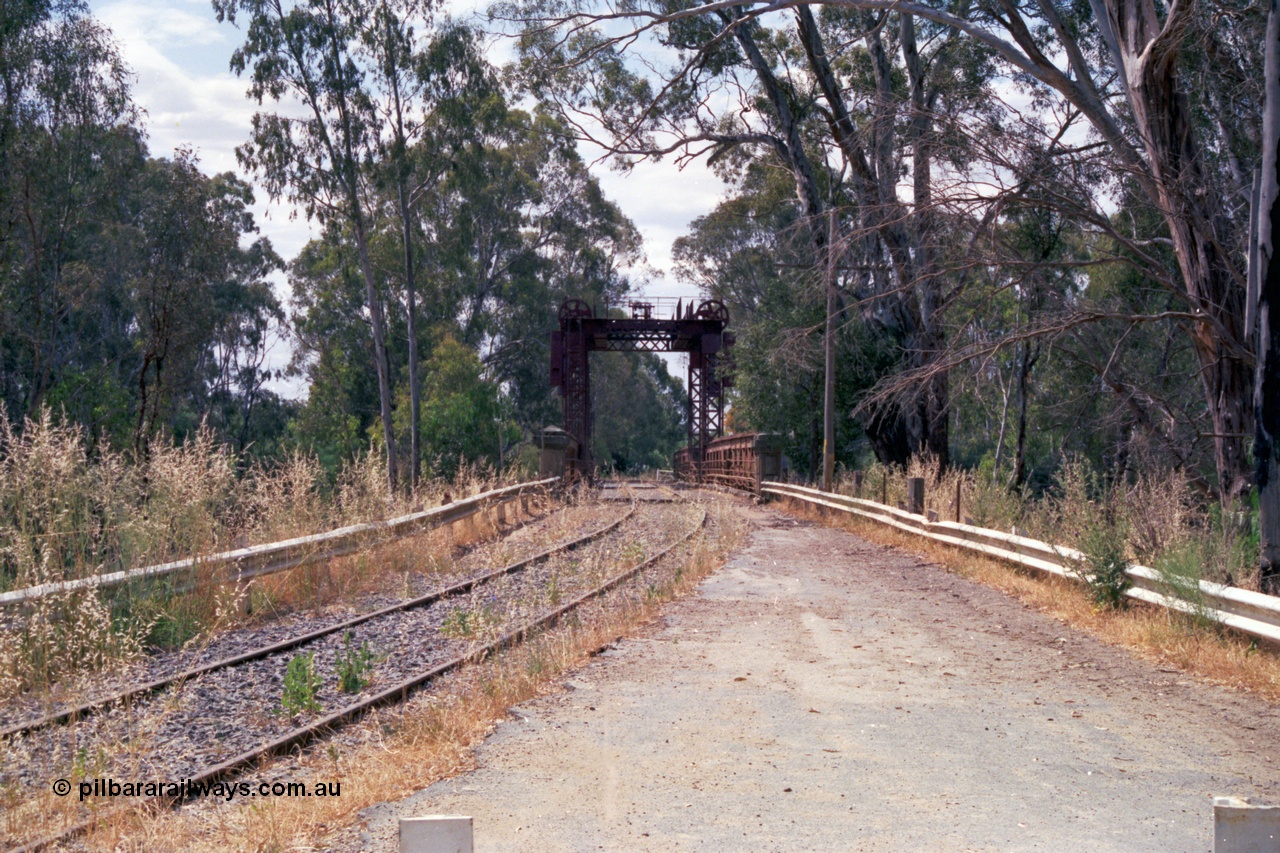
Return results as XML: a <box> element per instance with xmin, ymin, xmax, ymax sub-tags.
<box><xmin>0</xmin><ymin>406</ymin><xmax>517</xmax><ymax>692</ymax></box>
<box><xmin>282</xmin><ymin>652</ymin><xmax>322</xmax><ymax>715</ymax></box>
<box><xmin>249</xmin><ymin>583</ymin><xmax>279</xmax><ymax>617</ymax></box>
<box><xmin>1072</xmin><ymin>520</ymin><xmax>1131</xmax><ymax>610</ymax></box>
<box><xmin>1155</xmin><ymin>542</ymin><xmax>1215</xmax><ymax>629</ymax></box>
<box><xmin>335</xmin><ymin>632</ymin><xmax>378</xmax><ymax>694</ymax></box>
<box><xmin>440</xmin><ymin>608</ymin><xmax>475</xmax><ymax>639</ymax></box>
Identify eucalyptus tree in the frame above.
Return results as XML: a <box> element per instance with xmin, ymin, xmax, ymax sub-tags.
<box><xmin>215</xmin><ymin>0</ymin><xmax>402</xmax><ymax>490</ymax></box>
<box><xmin>288</xmin><ymin>102</ymin><xmax>643</xmax><ymax>473</ymax></box>
<box><xmin>508</xmin><ymin>0</ymin><xmax>1057</xmax><ymax>470</ymax></box>
<box><xmin>360</xmin><ymin>9</ymin><xmax>495</xmax><ymax>486</ymax></box>
<box><xmin>420</xmin><ymin>105</ymin><xmax>641</xmax><ymax>432</ymax></box>
<box><xmin>1252</xmin><ymin>0</ymin><xmax>1280</xmax><ymax>588</ymax></box>
<box><xmin>0</xmin><ymin>0</ymin><xmax>137</xmax><ymax>422</ymax></box>
<box><xmin>129</xmin><ymin>151</ymin><xmax>285</xmax><ymax>459</ymax></box>
<box><xmin>197</xmin><ymin>173</ymin><xmax>288</xmax><ymax>454</ymax></box>
<box><xmin>508</xmin><ymin>0</ymin><xmax>1265</xmax><ymax>504</ymax></box>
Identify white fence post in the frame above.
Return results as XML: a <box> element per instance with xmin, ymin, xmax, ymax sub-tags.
<box><xmin>1215</xmin><ymin>797</ymin><xmax>1280</xmax><ymax>852</ymax></box>
<box><xmin>400</xmin><ymin>815</ymin><xmax>474</xmax><ymax>853</ymax></box>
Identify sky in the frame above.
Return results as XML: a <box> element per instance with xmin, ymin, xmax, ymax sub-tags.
<box><xmin>88</xmin><ymin>0</ymin><xmax>727</xmax><ymax>396</ymax></box>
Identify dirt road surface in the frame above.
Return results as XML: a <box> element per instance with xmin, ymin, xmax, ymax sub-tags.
<box><xmin>350</xmin><ymin>502</ymin><xmax>1280</xmax><ymax>851</ymax></box>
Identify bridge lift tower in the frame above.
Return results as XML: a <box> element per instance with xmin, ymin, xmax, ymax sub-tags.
<box><xmin>550</xmin><ymin>298</ymin><xmax>734</xmax><ymax>480</ymax></box>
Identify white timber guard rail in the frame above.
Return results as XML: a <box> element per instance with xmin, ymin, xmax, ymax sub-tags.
<box><xmin>761</xmin><ymin>481</ymin><xmax>1280</xmax><ymax>647</ymax></box>
<box><xmin>0</xmin><ymin>478</ymin><xmax>559</xmax><ymax>607</ymax></box>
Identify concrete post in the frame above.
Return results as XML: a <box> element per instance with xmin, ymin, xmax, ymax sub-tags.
<box><xmin>1215</xmin><ymin>796</ymin><xmax>1280</xmax><ymax>852</ymax></box>
<box><xmin>400</xmin><ymin>815</ymin><xmax>473</xmax><ymax>853</ymax></box>
<box><xmin>537</xmin><ymin>426</ymin><xmax>571</xmax><ymax>478</ymax></box>
<box><xmin>907</xmin><ymin>477</ymin><xmax>925</xmax><ymax>516</ymax></box>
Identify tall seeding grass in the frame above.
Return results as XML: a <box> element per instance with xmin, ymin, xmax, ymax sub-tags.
<box><xmin>835</xmin><ymin>455</ymin><xmax>1260</xmax><ymax>597</ymax></box>
<box><xmin>0</xmin><ymin>409</ymin><xmax>517</xmax><ymax>694</ymax></box>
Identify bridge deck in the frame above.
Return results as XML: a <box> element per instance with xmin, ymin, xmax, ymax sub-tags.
<box><xmin>350</xmin><ymin>499</ymin><xmax>1278</xmax><ymax>850</ymax></box>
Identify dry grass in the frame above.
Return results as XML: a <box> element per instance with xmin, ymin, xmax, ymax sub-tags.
<box><xmin>0</xmin><ymin>408</ymin><xmax>533</xmax><ymax>693</ymax></box>
<box><xmin>0</xmin><ymin>494</ymin><xmax>563</xmax><ymax>848</ymax></box>
<box><xmin>57</xmin><ymin>500</ymin><xmax>739</xmax><ymax>852</ymax></box>
<box><xmin>784</xmin><ymin>498</ymin><xmax>1280</xmax><ymax>703</ymax></box>
<box><xmin>838</xmin><ymin>455</ymin><xmax>1259</xmax><ymax>591</ymax></box>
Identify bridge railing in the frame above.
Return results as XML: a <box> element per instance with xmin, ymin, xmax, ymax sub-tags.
<box><xmin>761</xmin><ymin>480</ymin><xmax>1280</xmax><ymax>648</ymax></box>
<box><xmin>673</xmin><ymin>433</ymin><xmax>784</xmax><ymax>494</ymax></box>
<box><xmin>0</xmin><ymin>478</ymin><xmax>559</xmax><ymax>607</ymax></box>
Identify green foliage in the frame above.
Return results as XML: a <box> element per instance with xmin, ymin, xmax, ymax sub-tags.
<box><xmin>590</xmin><ymin>349</ymin><xmax>685</xmax><ymax>473</ymax></box>
<box><xmin>282</xmin><ymin>652</ymin><xmax>323</xmax><ymax>716</ymax></box>
<box><xmin>1154</xmin><ymin>543</ymin><xmax>1215</xmax><ymax>629</ymax></box>
<box><xmin>403</xmin><ymin>335</ymin><xmax>509</xmax><ymax>478</ymax></box>
<box><xmin>1074</xmin><ymin>521</ymin><xmax>1132</xmax><ymax>610</ymax></box>
<box><xmin>440</xmin><ymin>608</ymin><xmax>476</xmax><ymax>639</ymax></box>
<box><xmin>440</xmin><ymin>604</ymin><xmax>498</xmax><ymax>639</ymax></box>
<box><xmin>335</xmin><ymin>632</ymin><xmax>378</xmax><ymax>694</ymax></box>
<box><xmin>0</xmin><ymin>3</ymin><xmax>286</xmax><ymax>454</ymax></box>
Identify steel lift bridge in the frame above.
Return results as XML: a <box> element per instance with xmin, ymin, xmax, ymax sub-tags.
<box><xmin>550</xmin><ymin>297</ymin><xmax>734</xmax><ymax>480</ymax></box>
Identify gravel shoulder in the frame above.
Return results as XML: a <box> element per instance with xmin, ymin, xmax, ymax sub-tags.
<box><xmin>352</xmin><ymin>502</ymin><xmax>1280</xmax><ymax>852</ymax></box>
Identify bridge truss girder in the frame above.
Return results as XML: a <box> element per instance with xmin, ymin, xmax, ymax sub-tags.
<box><xmin>550</xmin><ymin>299</ymin><xmax>734</xmax><ymax>480</ymax></box>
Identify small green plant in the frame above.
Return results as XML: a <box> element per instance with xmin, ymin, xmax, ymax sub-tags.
<box><xmin>440</xmin><ymin>607</ymin><xmax>475</xmax><ymax>638</ymax></box>
<box><xmin>335</xmin><ymin>631</ymin><xmax>377</xmax><ymax>694</ymax></box>
<box><xmin>1072</xmin><ymin>520</ymin><xmax>1131</xmax><ymax>609</ymax></box>
<box><xmin>281</xmin><ymin>652</ymin><xmax>322</xmax><ymax>715</ymax></box>
<box><xmin>546</xmin><ymin>576</ymin><xmax>562</xmax><ymax>605</ymax></box>
<box><xmin>249</xmin><ymin>584</ymin><xmax>280</xmax><ymax>617</ymax></box>
<box><xmin>1154</xmin><ymin>542</ymin><xmax>1214</xmax><ymax>629</ymax></box>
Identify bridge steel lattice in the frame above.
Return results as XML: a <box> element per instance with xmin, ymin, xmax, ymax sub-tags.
<box><xmin>550</xmin><ymin>298</ymin><xmax>734</xmax><ymax>479</ymax></box>
<box><xmin>674</xmin><ymin>432</ymin><xmax>784</xmax><ymax>494</ymax></box>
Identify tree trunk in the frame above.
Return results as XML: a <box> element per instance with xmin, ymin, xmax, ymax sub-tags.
<box><xmin>1255</xmin><ymin>0</ymin><xmax>1280</xmax><ymax>592</ymax></box>
<box><xmin>398</xmin><ymin>179</ymin><xmax>421</xmax><ymax>490</ymax></box>
<box><xmin>901</xmin><ymin>15</ymin><xmax>949</xmax><ymax>470</ymax></box>
<box><xmin>353</xmin><ymin>221</ymin><xmax>399</xmax><ymax>493</ymax></box>
<box><xmin>865</xmin><ymin>401</ymin><xmax>913</xmax><ymax>466</ymax></box>
<box><xmin>1011</xmin><ymin>341</ymin><xmax>1038</xmax><ymax>488</ymax></box>
<box><xmin>797</xmin><ymin>8</ymin><xmax>948</xmax><ymax>467</ymax></box>
<box><xmin>1092</xmin><ymin>0</ymin><xmax>1254</xmax><ymax>501</ymax></box>
<box><xmin>823</xmin><ymin>209</ymin><xmax>836</xmax><ymax>491</ymax></box>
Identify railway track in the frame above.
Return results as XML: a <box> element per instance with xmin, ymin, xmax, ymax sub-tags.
<box><xmin>0</xmin><ymin>495</ymin><xmax>634</xmax><ymax>742</ymax></box>
<box><xmin>6</xmin><ymin>482</ymin><xmax>706</xmax><ymax>852</ymax></box>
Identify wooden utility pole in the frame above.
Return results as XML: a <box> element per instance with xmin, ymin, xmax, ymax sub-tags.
<box><xmin>822</xmin><ymin>209</ymin><xmax>837</xmax><ymax>492</ymax></box>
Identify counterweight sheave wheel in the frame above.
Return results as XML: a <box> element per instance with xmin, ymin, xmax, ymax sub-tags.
<box><xmin>694</xmin><ymin>300</ymin><xmax>729</xmax><ymax>322</ymax></box>
<box><xmin>559</xmin><ymin>299</ymin><xmax>594</xmax><ymax>321</ymax></box>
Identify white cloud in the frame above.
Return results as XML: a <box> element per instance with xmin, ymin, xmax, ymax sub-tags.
<box><xmin>87</xmin><ymin>0</ymin><xmax>729</xmax><ymax>398</ymax></box>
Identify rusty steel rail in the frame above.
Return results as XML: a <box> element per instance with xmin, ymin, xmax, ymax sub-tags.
<box><xmin>0</xmin><ymin>499</ymin><xmax>636</xmax><ymax>742</ymax></box>
<box><xmin>762</xmin><ymin>481</ymin><xmax>1280</xmax><ymax>647</ymax></box>
<box><xmin>13</xmin><ymin>489</ymin><xmax>706</xmax><ymax>853</ymax></box>
<box><xmin>0</xmin><ymin>478</ymin><xmax>559</xmax><ymax>608</ymax></box>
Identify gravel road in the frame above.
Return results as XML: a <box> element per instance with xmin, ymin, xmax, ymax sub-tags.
<box><xmin>352</xmin><ymin>501</ymin><xmax>1280</xmax><ymax>852</ymax></box>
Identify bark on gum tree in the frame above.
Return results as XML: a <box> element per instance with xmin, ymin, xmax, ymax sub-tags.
<box><xmin>586</xmin><ymin>0</ymin><xmax>1254</xmax><ymax>498</ymax></box>
<box><xmin>217</xmin><ymin>0</ymin><xmax>399</xmax><ymax>492</ymax></box>
<box><xmin>1254</xmin><ymin>0</ymin><xmax>1280</xmax><ymax>592</ymax></box>
<box><xmin>1090</xmin><ymin>0</ymin><xmax>1254</xmax><ymax>502</ymax></box>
